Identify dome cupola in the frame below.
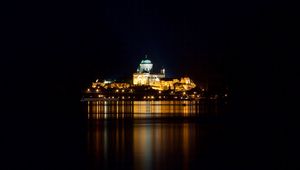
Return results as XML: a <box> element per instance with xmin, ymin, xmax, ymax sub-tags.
<box><xmin>138</xmin><ymin>55</ymin><xmax>153</xmax><ymax>73</ymax></box>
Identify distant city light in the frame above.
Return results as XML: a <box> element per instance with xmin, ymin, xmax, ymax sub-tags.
<box><xmin>81</xmin><ymin>57</ymin><xmax>227</xmax><ymax>102</ymax></box>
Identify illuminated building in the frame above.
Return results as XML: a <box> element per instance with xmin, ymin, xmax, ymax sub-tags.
<box><xmin>150</xmin><ymin>77</ymin><xmax>196</xmax><ymax>91</ymax></box>
<box><xmin>82</xmin><ymin>56</ymin><xmax>230</xmax><ymax>101</ymax></box>
<box><xmin>133</xmin><ymin>55</ymin><xmax>196</xmax><ymax>91</ymax></box>
<box><xmin>92</xmin><ymin>80</ymin><xmax>130</xmax><ymax>89</ymax></box>
<box><xmin>87</xmin><ymin>55</ymin><xmax>197</xmax><ymax>96</ymax></box>
<box><xmin>133</xmin><ymin>55</ymin><xmax>165</xmax><ymax>86</ymax></box>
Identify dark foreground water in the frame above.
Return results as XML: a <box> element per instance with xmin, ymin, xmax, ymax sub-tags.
<box><xmin>86</xmin><ymin>100</ymin><xmax>226</xmax><ymax>170</ymax></box>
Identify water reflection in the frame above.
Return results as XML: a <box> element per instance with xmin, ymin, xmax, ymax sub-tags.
<box><xmin>131</xmin><ymin>123</ymin><xmax>198</xmax><ymax>170</ymax></box>
<box><xmin>87</xmin><ymin>100</ymin><xmax>224</xmax><ymax>170</ymax></box>
<box><xmin>87</xmin><ymin>100</ymin><xmax>218</xmax><ymax>119</ymax></box>
<box><xmin>88</xmin><ymin>121</ymin><xmax>222</xmax><ymax>170</ymax></box>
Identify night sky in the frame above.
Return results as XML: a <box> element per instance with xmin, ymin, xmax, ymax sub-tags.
<box><xmin>3</xmin><ymin>0</ymin><xmax>292</xmax><ymax>169</ymax></box>
<box><xmin>5</xmin><ymin>0</ymin><xmax>292</xmax><ymax>90</ymax></box>
<box><xmin>7</xmin><ymin>0</ymin><xmax>283</xmax><ymax>86</ymax></box>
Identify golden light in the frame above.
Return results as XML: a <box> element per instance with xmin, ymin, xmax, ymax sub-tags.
<box><xmin>83</xmin><ymin>58</ymin><xmax>202</xmax><ymax>103</ymax></box>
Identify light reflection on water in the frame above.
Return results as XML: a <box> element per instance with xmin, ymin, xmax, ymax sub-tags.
<box><xmin>87</xmin><ymin>100</ymin><xmax>224</xmax><ymax>170</ymax></box>
<box><xmin>87</xmin><ymin>100</ymin><xmax>218</xmax><ymax>119</ymax></box>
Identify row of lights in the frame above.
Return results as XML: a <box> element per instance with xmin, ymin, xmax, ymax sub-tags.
<box><xmin>97</xmin><ymin>96</ymin><xmax>135</xmax><ymax>99</ymax></box>
<box><xmin>88</xmin><ymin>88</ymin><xmax>205</xmax><ymax>94</ymax></box>
<box><xmin>95</xmin><ymin>95</ymin><xmax>203</xmax><ymax>99</ymax></box>
<box><xmin>87</xmin><ymin>88</ymin><xmax>100</xmax><ymax>92</ymax></box>
<box><xmin>143</xmin><ymin>96</ymin><xmax>155</xmax><ymax>99</ymax></box>
<box><xmin>115</xmin><ymin>89</ymin><xmax>132</xmax><ymax>93</ymax></box>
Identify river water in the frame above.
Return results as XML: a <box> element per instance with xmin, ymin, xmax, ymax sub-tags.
<box><xmin>86</xmin><ymin>100</ymin><xmax>226</xmax><ymax>170</ymax></box>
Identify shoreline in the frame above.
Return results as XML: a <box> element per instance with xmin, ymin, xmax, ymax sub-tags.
<box><xmin>80</xmin><ymin>97</ymin><xmax>213</xmax><ymax>102</ymax></box>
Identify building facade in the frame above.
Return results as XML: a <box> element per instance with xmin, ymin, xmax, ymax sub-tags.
<box><xmin>132</xmin><ymin>56</ymin><xmax>196</xmax><ymax>91</ymax></box>
<box><xmin>133</xmin><ymin>56</ymin><xmax>165</xmax><ymax>85</ymax></box>
<box><xmin>89</xmin><ymin>56</ymin><xmax>196</xmax><ymax>92</ymax></box>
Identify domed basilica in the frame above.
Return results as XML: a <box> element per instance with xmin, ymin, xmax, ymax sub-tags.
<box><xmin>90</xmin><ymin>55</ymin><xmax>196</xmax><ymax>92</ymax></box>
<box><xmin>133</xmin><ymin>55</ymin><xmax>165</xmax><ymax>85</ymax></box>
<box><xmin>133</xmin><ymin>55</ymin><xmax>195</xmax><ymax>91</ymax></box>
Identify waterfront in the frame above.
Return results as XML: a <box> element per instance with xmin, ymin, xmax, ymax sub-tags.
<box><xmin>87</xmin><ymin>100</ymin><xmax>226</xmax><ymax>170</ymax></box>
<box><xmin>86</xmin><ymin>100</ymin><xmax>222</xmax><ymax>119</ymax></box>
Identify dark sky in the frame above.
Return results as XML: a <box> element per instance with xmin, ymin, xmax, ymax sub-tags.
<box><xmin>6</xmin><ymin>0</ymin><xmax>289</xmax><ymax>89</ymax></box>
<box><xmin>4</xmin><ymin>0</ymin><xmax>294</xmax><ymax>92</ymax></box>
<box><xmin>3</xmin><ymin>0</ymin><xmax>293</xmax><ymax>169</ymax></box>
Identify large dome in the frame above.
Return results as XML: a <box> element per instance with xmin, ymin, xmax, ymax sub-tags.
<box><xmin>137</xmin><ymin>55</ymin><xmax>153</xmax><ymax>73</ymax></box>
<box><xmin>140</xmin><ymin>59</ymin><xmax>152</xmax><ymax>64</ymax></box>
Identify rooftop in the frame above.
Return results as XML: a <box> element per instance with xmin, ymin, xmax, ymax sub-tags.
<box><xmin>140</xmin><ymin>59</ymin><xmax>152</xmax><ymax>64</ymax></box>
